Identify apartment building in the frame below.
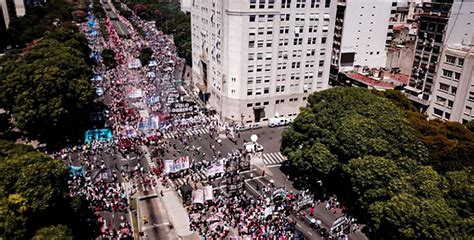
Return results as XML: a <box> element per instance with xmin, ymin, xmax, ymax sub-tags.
<box><xmin>330</xmin><ymin>0</ymin><xmax>395</xmax><ymax>82</ymax></box>
<box><xmin>426</xmin><ymin>0</ymin><xmax>474</xmax><ymax>123</ymax></box>
<box><xmin>404</xmin><ymin>0</ymin><xmax>454</xmax><ymax>111</ymax></box>
<box><xmin>428</xmin><ymin>46</ymin><xmax>474</xmax><ymax>123</ymax></box>
<box><xmin>191</xmin><ymin>0</ymin><xmax>336</xmax><ymax>124</ymax></box>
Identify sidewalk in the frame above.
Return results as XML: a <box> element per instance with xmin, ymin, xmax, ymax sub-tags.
<box><xmin>155</xmin><ymin>183</ymin><xmax>198</xmax><ymax>239</ymax></box>
<box><xmin>140</xmin><ymin>145</ymin><xmax>198</xmax><ymax>239</ymax></box>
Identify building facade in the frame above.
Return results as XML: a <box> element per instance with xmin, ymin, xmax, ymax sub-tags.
<box><xmin>330</xmin><ymin>0</ymin><xmax>394</xmax><ymax>75</ymax></box>
<box><xmin>427</xmin><ymin>46</ymin><xmax>474</xmax><ymax>123</ymax></box>
<box><xmin>404</xmin><ymin>0</ymin><xmax>454</xmax><ymax>111</ymax></box>
<box><xmin>191</xmin><ymin>0</ymin><xmax>336</xmax><ymax>124</ymax></box>
<box><xmin>425</xmin><ymin>0</ymin><xmax>474</xmax><ymax>123</ymax></box>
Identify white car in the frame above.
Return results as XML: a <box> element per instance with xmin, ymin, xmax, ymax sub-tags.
<box><xmin>235</xmin><ymin>125</ymin><xmax>249</xmax><ymax>132</ymax></box>
<box><xmin>248</xmin><ymin>123</ymin><xmax>262</xmax><ymax>130</ymax></box>
<box><xmin>244</xmin><ymin>142</ymin><xmax>264</xmax><ymax>153</ymax></box>
<box><xmin>268</xmin><ymin>117</ymin><xmax>290</xmax><ymax>127</ymax></box>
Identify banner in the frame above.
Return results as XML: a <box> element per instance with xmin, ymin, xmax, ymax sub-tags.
<box><xmin>170</xmin><ymin>102</ymin><xmax>195</xmax><ymax>114</ymax></box>
<box><xmin>192</xmin><ymin>189</ymin><xmax>204</xmax><ymax>205</ymax></box>
<box><xmin>296</xmin><ymin>195</ymin><xmax>313</xmax><ymax>210</ymax></box>
<box><xmin>170</xmin><ymin>156</ymin><xmax>190</xmax><ymax>173</ymax></box>
<box><xmin>264</xmin><ymin>206</ymin><xmax>274</xmax><ymax>218</ymax></box>
<box><xmin>163</xmin><ymin>160</ymin><xmax>174</xmax><ymax>174</ymax></box>
<box><xmin>84</xmin><ymin>128</ymin><xmax>113</xmax><ymax>143</ymax></box>
<box><xmin>272</xmin><ymin>188</ymin><xmax>286</xmax><ymax>201</ymax></box>
<box><xmin>69</xmin><ymin>166</ymin><xmax>86</xmax><ymax>177</ymax></box>
<box><xmin>206</xmin><ymin>160</ymin><xmax>224</xmax><ymax>177</ymax></box>
<box><xmin>203</xmin><ymin>185</ymin><xmax>213</xmax><ymax>201</ymax></box>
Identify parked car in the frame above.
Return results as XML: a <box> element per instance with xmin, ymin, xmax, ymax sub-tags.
<box><xmin>268</xmin><ymin>117</ymin><xmax>290</xmax><ymax>127</ymax></box>
<box><xmin>248</xmin><ymin>123</ymin><xmax>262</xmax><ymax>130</ymax></box>
<box><xmin>235</xmin><ymin>125</ymin><xmax>249</xmax><ymax>132</ymax></box>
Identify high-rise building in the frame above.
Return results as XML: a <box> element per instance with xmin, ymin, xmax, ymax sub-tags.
<box><xmin>190</xmin><ymin>0</ymin><xmax>336</xmax><ymax>123</ymax></box>
<box><xmin>330</xmin><ymin>0</ymin><xmax>394</xmax><ymax>75</ymax></box>
<box><xmin>425</xmin><ymin>0</ymin><xmax>474</xmax><ymax>123</ymax></box>
<box><xmin>404</xmin><ymin>0</ymin><xmax>454</xmax><ymax>111</ymax></box>
<box><xmin>0</xmin><ymin>0</ymin><xmax>45</xmax><ymax>30</ymax></box>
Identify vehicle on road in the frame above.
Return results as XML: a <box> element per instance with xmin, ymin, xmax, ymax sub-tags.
<box><xmin>235</xmin><ymin>125</ymin><xmax>250</xmax><ymax>132</ymax></box>
<box><xmin>244</xmin><ymin>142</ymin><xmax>264</xmax><ymax>153</ymax></box>
<box><xmin>248</xmin><ymin>123</ymin><xmax>262</xmax><ymax>130</ymax></box>
<box><xmin>268</xmin><ymin>117</ymin><xmax>290</xmax><ymax>127</ymax></box>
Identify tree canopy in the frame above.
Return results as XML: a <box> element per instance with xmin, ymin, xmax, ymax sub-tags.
<box><xmin>0</xmin><ymin>28</ymin><xmax>95</xmax><ymax>147</ymax></box>
<box><xmin>0</xmin><ymin>140</ymin><xmax>99</xmax><ymax>239</ymax></box>
<box><xmin>282</xmin><ymin>87</ymin><xmax>473</xmax><ymax>238</ymax></box>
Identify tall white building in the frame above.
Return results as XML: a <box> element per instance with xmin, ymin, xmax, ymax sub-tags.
<box><xmin>330</xmin><ymin>0</ymin><xmax>394</xmax><ymax>73</ymax></box>
<box><xmin>191</xmin><ymin>0</ymin><xmax>336</xmax><ymax>124</ymax></box>
<box><xmin>426</xmin><ymin>0</ymin><xmax>474</xmax><ymax>123</ymax></box>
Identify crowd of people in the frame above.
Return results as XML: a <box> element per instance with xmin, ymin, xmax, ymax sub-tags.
<box><xmin>188</xmin><ymin>188</ymin><xmax>303</xmax><ymax>239</ymax></box>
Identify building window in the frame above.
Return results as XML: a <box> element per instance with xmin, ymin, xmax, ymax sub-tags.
<box><xmin>321</xmin><ymin>37</ymin><xmax>327</xmax><ymax>44</ymax></box>
<box><xmin>454</xmin><ymin>72</ymin><xmax>461</xmax><ymax>81</ymax></box>
<box><xmin>458</xmin><ymin>58</ymin><xmax>464</xmax><ymax>66</ymax></box>
<box><xmin>311</xmin><ymin>0</ymin><xmax>319</xmax><ymax>8</ymax></box>
<box><xmin>256</xmin><ymin>88</ymin><xmax>262</xmax><ymax>95</ymax></box>
<box><xmin>282</xmin><ymin>0</ymin><xmax>291</xmax><ymax>8</ymax></box>
<box><xmin>247</xmin><ymin>103</ymin><xmax>253</xmax><ymax>107</ymax></box>
<box><xmin>325</xmin><ymin>0</ymin><xmax>331</xmax><ymax>8</ymax></box>
<box><xmin>247</xmin><ymin>89</ymin><xmax>253</xmax><ymax>96</ymax></box>
<box><xmin>442</xmin><ymin>69</ymin><xmax>453</xmax><ymax>78</ymax></box>
<box><xmin>310</xmin><ymin>37</ymin><xmax>318</xmax><ymax>45</ymax></box>
<box><xmin>445</xmin><ymin>112</ymin><xmax>451</xmax><ymax>120</ymax></box>
<box><xmin>318</xmin><ymin>71</ymin><xmax>323</xmax><ymax>77</ymax></box>
<box><xmin>445</xmin><ymin>55</ymin><xmax>456</xmax><ymax>64</ymax></box>
<box><xmin>276</xmin><ymin>86</ymin><xmax>285</xmax><ymax>93</ymax></box>
<box><xmin>249</xmin><ymin>15</ymin><xmax>256</xmax><ymax>22</ymax></box>
<box><xmin>434</xmin><ymin>108</ymin><xmax>443</xmax><ymax>116</ymax></box>
<box><xmin>250</xmin><ymin>0</ymin><xmax>256</xmax><ymax>8</ymax></box>
<box><xmin>268</xmin><ymin>0</ymin><xmax>275</xmax><ymax>8</ymax></box>
<box><xmin>293</xmin><ymin>38</ymin><xmax>303</xmax><ymax>45</ymax></box>
<box><xmin>249</xmin><ymin>40</ymin><xmax>255</xmax><ymax>48</ymax></box>
<box><xmin>259</xmin><ymin>0</ymin><xmax>265</xmax><ymax>8</ymax></box>
<box><xmin>451</xmin><ymin>86</ymin><xmax>457</xmax><ymax>95</ymax></box>
<box><xmin>448</xmin><ymin>100</ymin><xmax>454</xmax><ymax>108</ymax></box>
<box><xmin>439</xmin><ymin>83</ymin><xmax>449</xmax><ymax>92</ymax></box>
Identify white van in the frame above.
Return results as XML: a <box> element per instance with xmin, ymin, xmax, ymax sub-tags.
<box><xmin>268</xmin><ymin>117</ymin><xmax>290</xmax><ymax>127</ymax></box>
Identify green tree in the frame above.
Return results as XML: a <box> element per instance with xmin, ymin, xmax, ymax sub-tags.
<box><xmin>444</xmin><ymin>170</ymin><xmax>474</xmax><ymax>218</ymax></box>
<box><xmin>0</xmin><ymin>140</ymin><xmax>99</xmax><ymax>239</ymax></box>
<box><xmin>342</xmin><ymin>156</ymin><xmax>413</xmax><ymax>216</ymax></box>
<box><xmin>0</xmin><ymin>35</ymin><xmax>95</xmax><ymax>147</ymax></box>
<box><xmin>281</xmin><ymin>87</ymin><xmax>427</xmax><ymax>173</ymax></box>
<box><xmin>139</xmin><ymin>47</ymin><xmax>153</xmax><ymax>65</ymax></box>
<box><xmin>465</xmin><ymin>120</ymin><xmax>474</xmax><ymax>132</ymax></box>
<box><xmin>102</xmin><ymin>48</ymin><xmax>116</xmax><ymax>69</ymax></box>
<box><xmin>368</xmin><ymin>193</ymin><xmax>460</xmax><ymax>239</ymax></box>
<box><xmin>33</xmin><ymin>225</ymin><xmax>73</xmax><ymax>240</ymax></box>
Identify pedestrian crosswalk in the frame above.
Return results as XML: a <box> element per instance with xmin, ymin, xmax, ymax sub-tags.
<box><xmin>162</xmin><ymin>128</ymin><xmax>209</xmax><ymax>139</ymax></box>
<box><xmin>262</xmin><ymin>152</ymin><xmax>287</xmax><ymax>166</ymax></box>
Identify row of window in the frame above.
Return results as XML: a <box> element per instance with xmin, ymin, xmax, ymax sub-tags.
<box><xmin>250</xmin><ymin>0</ymin><xmax>275</xmax><ymax>9</ymax></box>
<box><xmin>281</xmin><ymin>0</ymin><xmax>330</xmax><ymax>9</ymax></box>
<box><xmin>250</xmin><ymin>13</ymin><xmax>330</xmax><ymax>23</ymax></box>
<box><xmin>445</xmin><ymin>55</ymin><xmax>465</xmax><ymax>67</ymax></box>
<box><xmin>439</xmin><ymin>83</ymin><xmax>457</xmax><ymax>95</ymax></box>
<box><xmin>441</xmin><ymin>69</ymin><xmax>461</xmax><ymax>81</ymax></box>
